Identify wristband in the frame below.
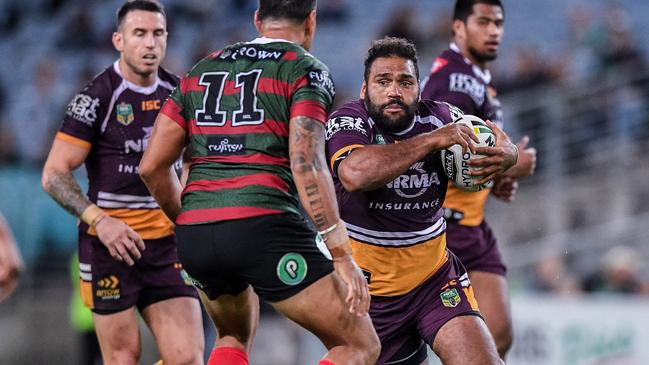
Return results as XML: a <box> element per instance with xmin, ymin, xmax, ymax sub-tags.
<box><xmin>318</xmin><ymin>222</ymin><xmax>339</xmax><ymax>236</ymax></box>
<box><xmin>80</xmin><ymin>205</ymin><xmax>106</xmax><ymax>227</ymax></box>
<box><xmin>320</xmin><ymin>220</ymin><xmax>352</xmax><ymax>259</ymax></box>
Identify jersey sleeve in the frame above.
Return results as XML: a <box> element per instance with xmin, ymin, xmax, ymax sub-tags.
<box><xmin>289</xmin><ymin>55</ymin><xmax>336</xmax><ymax>124</ymax></box>
<box><xmin>57</xmin><ymin>80</ymin><xmax>107</xmax><ymax>148</ymax></box>
<box><xmin>324</xmin><ymin>108</ymin><xmax>372</xmax><ymax>177</ymax></box>
<box><xmin>421</xmin><ymin>58</ymin><xmax>478</xmax><ymax>116</ymax></box>
<box><xmin>160</xmin><ymin>76</ymin><xmax>190</xmax><ymax>131</ymax></box>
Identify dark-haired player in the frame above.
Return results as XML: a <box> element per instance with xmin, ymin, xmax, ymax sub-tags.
<box><xmin>42</xmin><ymin>1</ymin><xmax>203</xmax><ymax>364</ymax></box>
<box><xmin>421</xmin><ymin>0</ymin><xmax>537</xmax><ymax>359</ymax></box>
<box><xmin>139</xmin><ymin>1</ymin><xmax>380</xmax><ymax>365</ymax></box>
<box><xmin>326</xmin><ymin>36</ymin><xmax>517</xmax><ymax>365</ymax></box>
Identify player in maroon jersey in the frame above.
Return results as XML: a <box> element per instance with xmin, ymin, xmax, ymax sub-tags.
<box><xmin>421</xmin><ymin>0</ymin><xmax>537</xmax><ymax>359</ymax></box>
<box><xmin>140</xmin><ymin>1</ymin><xmax>380</xmax><ymax>365</ymax></box>
<box><xmin>42</xmin><ymin>1</ymin><xmax>203</xmax><ymax>364</ymax></box>
<box><xmin>327</xmin><ymin>37</ymin><xmax>515</xmax><ymax>365</ymax></box>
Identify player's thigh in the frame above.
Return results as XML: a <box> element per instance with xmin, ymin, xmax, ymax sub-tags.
<box><xmin>93</xmin><ymin>308</ymin><xmax>141</xmax><ymax>364</ymax></box>
<box><xmin>271</xmin><ymin>272</ymin><xmax>378</xmax><ymax>350</ymax></box>
<box><xmin>432</xmin><ymin>315</ymin><xmax>502</xmax><ymax>365</ymax></box>
<box><xmin>200</xmin><ymin>286</ymin><xmax>260</xmax><ymax>350</ymax></box>
<box><xmin>141</xmin><ymin>296</ymin><xmax>204</xmax><ymax>363</ymax></box>
<box><xmin>468</xmin><ymin>271</ymin><xmax>512</xmax><ymax>341</ymax></box>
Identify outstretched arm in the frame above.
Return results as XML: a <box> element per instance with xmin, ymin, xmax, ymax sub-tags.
<box><xmin>289</xmin><ymin>116</ymin><xmax>369</xmax><ymax>316</ymax></box>
<box><xmin>42</xmin><ymin>139</ymin><xmax>144</xmax><ymax>266</ymax></box>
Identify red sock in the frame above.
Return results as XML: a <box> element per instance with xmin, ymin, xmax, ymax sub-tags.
<box><xmin>319</xmin><ymin>360</ymin><xmax>337</xmax><ymax>365</ymax></box>
<box><xmin>207</xmin><ymin>347</ymin><xmax>248</xmax><ymax>365</ymax></box>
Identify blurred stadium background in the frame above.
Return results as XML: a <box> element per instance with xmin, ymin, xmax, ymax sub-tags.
<box><xmin>1</xmin><ymin>0</ymin><xmax>649</xmax><ymax>364</ymax></box>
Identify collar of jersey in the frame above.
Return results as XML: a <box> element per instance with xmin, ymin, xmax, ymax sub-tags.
<box><xmin>249</xmin><ymin>37</ymin><xmax>294</xmax><ymax>45</ymax></box>
<box><xmin>448</xmin><ymin>42</ymin><xmax>492</xmax><ymax>84</ymax></box>
<box><xmin>113</xmin><ymin>61</ymin><xmax>164</xmax><ymax>95</ymax></box>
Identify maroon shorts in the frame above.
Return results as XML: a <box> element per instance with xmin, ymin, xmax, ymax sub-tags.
<box><xmin>371</xmin><ymin>251</ymin><xmax>482</xmax><ymax>365</ymax></box>
<box><xmin>445</xmin><ymin>219</ymin><xmax>507</xmax><ymax>276</ymax></box>
<box><xmin>78</xmin><ymin>229</ymin><xmax>198</xmax><ymax>315</ymax></box>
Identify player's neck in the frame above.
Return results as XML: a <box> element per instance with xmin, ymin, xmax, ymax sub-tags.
<box><xmin>453</xmin><ymin>41</ymin><xmax>489</xmax><ymax>70</ymax></box>
<box><xmin>117</xmin><ymin>58</ymin><xmax>157</xmax><ymax>87</ymax></box>
<box><xmin>259</xmin><ymin>23</ymin><xmax>306</xmax><ymax>48</ymax></box>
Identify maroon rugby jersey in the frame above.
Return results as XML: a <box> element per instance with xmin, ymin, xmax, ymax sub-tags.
<box><xmin>57</xmin><ymin>61</ymin><xmax>181</xmax><ymax>238</ymax></box>
<box><xmin>421</xmin><ymin>43</ymin><xmax>504</xmax><ymax>226</ymax></box>
<box><xmin>325</xmin><ymin>99</ymin><xmax>456</xmax><ymax>296</ymax></box>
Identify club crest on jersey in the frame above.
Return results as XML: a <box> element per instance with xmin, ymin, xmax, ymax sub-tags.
<box><xmin>116</xmin><ymin>102</ymin><xmax>135</xmax><ymax>126</ymax></box>
<box><xmin>440</xmin><ymin>288</ymin><xmax>461</xmax><ymax>308</ymax></box>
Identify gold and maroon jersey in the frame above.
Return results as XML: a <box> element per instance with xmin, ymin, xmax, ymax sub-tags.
<box><xmin>325</xmin><ymin>99</ymin><xmax>456</xmax><ymax>296</ymax></box>
<box><xmin>421</xmin><ymin>43</ymin><xmax>504</xmax><ymax>226</ymax></box>
<box><xmin>58</xmin><ymin>61</ymin><xmax>181</xmax><ymax>239</ymax></box>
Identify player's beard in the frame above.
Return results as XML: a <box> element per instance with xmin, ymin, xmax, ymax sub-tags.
<box><xmin>468</xmin><ymin>45</ymin><xmax>498</xmax><ymax>64</ymax></box>
<box><xmin>364</xmin><ymin>96</ymin><xmax>417</xmax><ymax>134</ymax></box>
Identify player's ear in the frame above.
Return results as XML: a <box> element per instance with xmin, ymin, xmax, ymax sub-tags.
<box><xmin>303</xmin><ymin>10</ymin><xmax>316</xmax><ymax>47</ymax></box>
<box><xmin>360</xmin><ymin>81</ymin><xmax>367</xmax><ymax>100</ymax></box>
<box><xmin>254</xmin><ymin>10</ymin><xmax>262</xmax><ymax>33</ymax></box>
<box><xmin>112</xmin><ymin>31</ymin><xmax>123</xmax><ymax>52</ymax></box>
<box><xmin>452</xmin><ymin>19</ymin><xmax>466</xmax><ymax>41</ymax></box>
<box><xmin>306</xmin><ymin>10</ymin><xmax>317</xmax><ymax>35</ymax></box>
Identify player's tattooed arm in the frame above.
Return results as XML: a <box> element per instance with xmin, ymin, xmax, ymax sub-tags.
<box><xmin>290</xmin><ymin>115</ymin><xmax>371</xmax><ymax>316</ymax></box>
<box><xmin>43</xmin><ymin>170</ymin><xmax>92</xmax><ymax>217</ymax></box>
<box><xmin>42</xmin><ymin>139</ymin><xmax>93</xmax><ymax>218</ymax></box>
<box><xmin>289</xmin><ymin>116</ymin><xmax>337</xmax><ymax>232</ymax></box>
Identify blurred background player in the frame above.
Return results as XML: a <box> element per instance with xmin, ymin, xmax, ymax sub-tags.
<box><xmin>0</xmin><ymin>210</ymin><xmax>23</xmax><ymax>302</ymax></box>
<box><xmin>139</xmin><ymin>1</ymin><xmax>380</xmax><ymax>365</ymax></box>
<box><xmin>325</xmin><ymin>37</ymin><xmax>517</xmax><ymax>365</ymax></box>
<box><xmin>41</xmin><ymin>1</ymin><xmax>203</xmax><ymax>364</ymax></box>
<box><xmin>421</xmin><ymin>0</ymin><xmax>537</xmax><ymax>359</ymax></box>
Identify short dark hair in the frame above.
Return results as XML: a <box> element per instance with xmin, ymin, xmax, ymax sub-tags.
<box><xmin>364</xmin><ymin>37</ymin><xmax>419</xmax><ymax>81</ymax></box>
<box><xmin>453</xmin><ymin>0</ymin><xmax>503</xmax><ymax>22</ymax></box>
<box><xmin>116</xmin><ymin>0</ymin><xmax>166</xmax><ymax>30</ymax></box>
<box><xmin>258</xmin><ymin>0</ymin><xmax>316</xmax><ymax>23</ymax></box>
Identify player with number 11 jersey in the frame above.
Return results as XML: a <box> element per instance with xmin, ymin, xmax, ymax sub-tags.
<box><xmin>162</xmin><ymin>39</ymin><xmax>335</xmax><ymax>224</ymax></box>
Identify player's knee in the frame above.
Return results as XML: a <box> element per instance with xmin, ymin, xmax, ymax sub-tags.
<box><xmin>103</xmin><ymin>348</ymin><xmax>140</xmax><ymax>365</ymax></box>
<box><xmin>164</xmin><ymin>349</ymin><xmax>204</xmax><ymax>365</ymax></box>
<box><xmin>358</xmin><ymin>329</ymin><xmax>381</xmax><ymax>364</ymax></box>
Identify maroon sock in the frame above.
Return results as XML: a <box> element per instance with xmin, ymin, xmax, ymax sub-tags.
<box><xmin>207</xmin><ymin>347</ymin><xmax>248</xmax><ymax>365</ymax></box>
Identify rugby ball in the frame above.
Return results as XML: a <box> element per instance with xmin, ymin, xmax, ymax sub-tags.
<box><xmin>441</xmin><ymin>115</ymin><xmax>496</xmax><ymax>192</ymax></box>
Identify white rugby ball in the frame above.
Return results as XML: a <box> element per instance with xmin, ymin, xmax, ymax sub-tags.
<box><xmin>441</xmin><ymin>115</ymin><xmax>496</xmax><ymax>192</ymax></box>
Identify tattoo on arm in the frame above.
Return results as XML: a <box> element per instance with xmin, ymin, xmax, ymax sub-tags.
<box><xmin>45</xmin><ymin>171</ymin><xmax>92</xmax><ymax>217</ymax></box>
<box><xmin>290</xmin><ymin>116</ymin><xmax>332</xmax><ymax>231</ymax></box>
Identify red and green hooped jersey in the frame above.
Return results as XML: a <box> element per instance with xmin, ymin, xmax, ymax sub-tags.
<box><xmin>161</xmin><ymin>37</ymin><xmax>336</xmax><ymax>225</ymax></box>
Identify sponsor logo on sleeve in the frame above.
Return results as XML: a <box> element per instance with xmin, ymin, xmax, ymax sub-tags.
<box><xmin>66</xmin><ymin>93</ymin><xmax>100</xmax><ymax>126</ymax></box>
<box><xmin>207</xmin><ymin>135</ymin><xmax>245</xmax><ymax>155</ymax></box>
<box><xmin>307</xmin><ymin>68</ymin><xmax>335</xmax><ymax>99</ymax></box>
<box><xmin>325</xmin><ymin>116</ymin><xmax>367</xmax><ymax>140</ymax></box>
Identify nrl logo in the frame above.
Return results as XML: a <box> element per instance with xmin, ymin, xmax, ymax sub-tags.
<box><xmin>116</xmin><ymin>102</ymin><xmax>135</xmax><ymax>126</ymax></box>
